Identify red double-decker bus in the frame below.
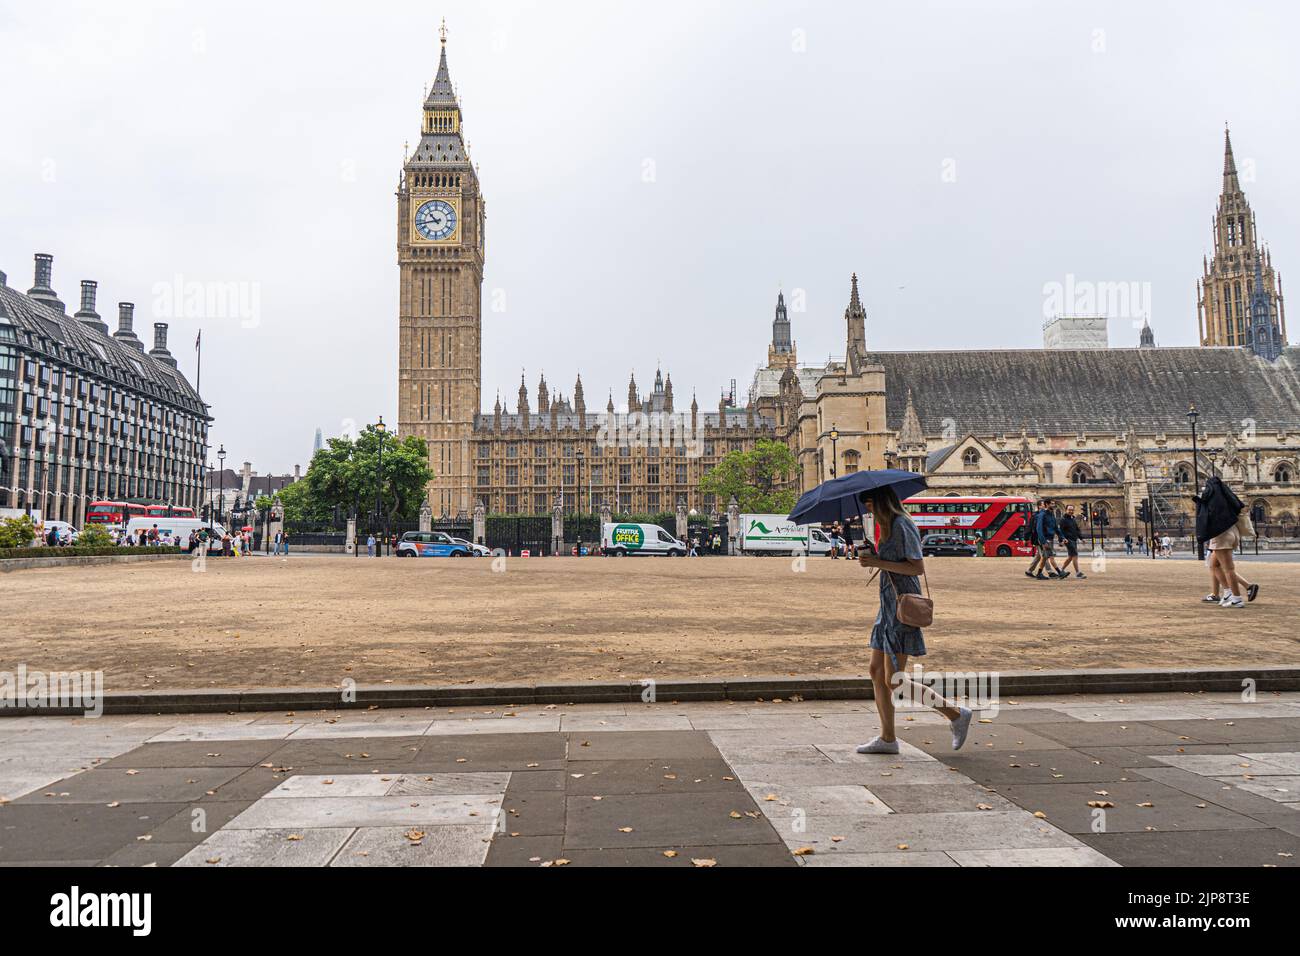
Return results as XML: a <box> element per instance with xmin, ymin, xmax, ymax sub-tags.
<box><xmin>145</xmin><ymin>504</ymin><xmax>195</xmax><ymax>519</ymax></box>
<box><xmin>902</xmin><ymin>495</ymin><xmax>1036</xmax><ymax>557</ymax></box>
<box><xmin>86</xmin><ymin>500</ymin><xmax>149</xmax><ymax>525</ymax></box>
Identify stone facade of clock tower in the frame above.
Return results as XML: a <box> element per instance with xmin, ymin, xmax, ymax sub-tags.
<box><xmin>397</xmin><ymin>27</ymin><xmax>485</xmax><ymax>517</ymax></box>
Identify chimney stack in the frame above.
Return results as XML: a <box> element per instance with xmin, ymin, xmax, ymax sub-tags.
<box><xmin>74</xmin><ymin>279</ymin><xmax>109</xmax><ymax>335</ymax></box>
<box><xmin>27</xmin><ymin>253</ymin><xmax>65</xmax><ymax>312</ymax></box>
<box><xmin>149</xmin><ymin>321</ymin><xmax>177</xmax><ymax>367</ymax></box>
<box><xmin>114</xmin><ymin>302</ymin><xmax>145</xmax><ymax>351</ymax></box>
<box><xmin>0</xmin><ymin>270</ymin><xmax>7</xmax><ymax>287</ymax></box>
<box><xmin>294</xmin><ymin>463</ymin><xmax>301</xmax><ymax>480</ymax></box>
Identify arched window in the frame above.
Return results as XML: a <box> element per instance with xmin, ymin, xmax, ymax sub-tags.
<box><xmin>842</xmin><ymin>450</ymin><xmax>860</xmax><ymax>475</ymax></box>
<box><xmin>1276</xmin><ymin>464</ymin><xmax>1295</xmax><ymax>484</ymax></box>
<box><xmin>1173</xmin><ymin>464</ymin><xmax>1193</xmax><ymax>484</ymax></box>
<box><xmin>962</xmin><ymin>448</ymin><xmax>980</xmax><ymax>469</ymax></box>
<box><xmin>1069</xmin><ymin>463</ymin><xmax>1093</xmax><ymax>484</ymax></box>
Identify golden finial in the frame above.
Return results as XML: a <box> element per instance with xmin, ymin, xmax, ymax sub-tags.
<box><xmin>403</xmin><ymin>140</ymin><xmax>409</xmax><ymax>160</ymax></box>
<box><xmin>440</xmin><ymin>17</ymin><xmax>447</xmax><ymax>45</ymax></box>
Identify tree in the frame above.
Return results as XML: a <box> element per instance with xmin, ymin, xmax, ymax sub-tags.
<box><xmin>294</xmin><ymin>427</ymin><xmax>435</xmax><ymax>525</ymax></box>
<box><xmin>699</xmin><ymin>438</ymin><xmax>798</xmax><ymax>514</ymax></box>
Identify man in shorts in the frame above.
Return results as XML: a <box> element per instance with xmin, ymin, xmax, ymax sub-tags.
<box><xmin>1059</xmin><ymin>504</ymin><xmax>1085</xmax><ymax>578</ymax></box>
<box><xmin>1034</xmin><ymin>500</ymin><xmax>1068</xmax><ymax>579</ymax></box>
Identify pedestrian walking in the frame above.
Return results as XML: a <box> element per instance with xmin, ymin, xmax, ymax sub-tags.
<box><xmin>1034</xmin><ymin>501</ymin><xmax>1068</xmax><ymax>579</ymax></box>
<box><xmin>1059</xmin><ymin>504</ymin><xmax>1085</xmax><ymax>578</ymax></box>
<box><xmin>1196</xmin><ymin>475</ymin><xmax>1258</xmax><ymax>608</ymax></box>
<box><xmin>1160</xmin><ymin>533</ymin><xmax>1172</xmax><ymax>558</ymax></box>
<box><xmin>854</xmin><ymin>485</ymin><xmax>972</xmax><ymax>755</ymax></box>
<box><xmin>367</xmin><ymin>533</ymin><xmax>376</xmax><ymax>558</ymax></box>
<box><xmin>1024</xmin><ymin>505</ymin><xmax>1043</xmax><ymax>578</ymax></box>
<box><xmin>1124</xmin><ymin>533</ymin><xmax>1133</xmax><ymax>555</ymax></box>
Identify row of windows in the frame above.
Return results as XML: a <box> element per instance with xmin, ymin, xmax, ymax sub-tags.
<box><xmin>17</xmin><ymin>358</ymin><xmax>206</xmax><ymax>439</ymax></box>
<box><xmin>475</xmin><ymin>462</ymin><xmax>696</xmax><ymax>487</ymax></box>
<box><xmin>478</xmin><ymin>440</ymin><xmax>742</xmax><ymax>459</ymax></box>
<box><xmin>482</xmin><ymin>492</ymin><xmax>719</xmax><ymax>515</ymax></box>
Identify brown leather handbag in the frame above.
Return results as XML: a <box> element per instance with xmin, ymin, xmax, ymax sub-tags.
<box><xmin>885</xmin><ymin>569</ymin><xmax>934</xmax><ymax>628</ymax></box>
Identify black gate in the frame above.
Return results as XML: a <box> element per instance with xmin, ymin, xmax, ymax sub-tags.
<box><xmin>562</xmin><ymin>514</ymin><xmax>601</xmax><ymax>553</ymax></box>
<box><xmin>432</xmin><ymin>518</ymin><xmax>473</xmax><ymax>541</ymax></box>
<box><xmin>485</xmin><ymin>515</ymin><xmax>554</xmax><ymax>555</ymax></box>
<box><xmin>687</xmin><ymin>517</ymin><xmax>729</xmax><ymax>555</ymax></box>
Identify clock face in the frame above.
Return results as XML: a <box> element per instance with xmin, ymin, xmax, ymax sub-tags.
<box><xmin>414</xmin><ymin>199</ymin><xmax>457</xmax><ymax>241</ymax></box>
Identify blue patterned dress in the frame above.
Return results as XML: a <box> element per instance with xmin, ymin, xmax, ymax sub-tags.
<box><xmin>869</xmin><ymin>514</ymin><xmax>927</xmax><ymax>662</ymax></box>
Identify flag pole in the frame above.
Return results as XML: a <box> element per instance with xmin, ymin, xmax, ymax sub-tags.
<box><xmin>195</xmin><ymin>328</ymin><xmax>202</xmax><ymax>394</ymax></box>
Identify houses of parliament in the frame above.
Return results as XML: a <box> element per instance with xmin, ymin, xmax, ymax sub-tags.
<box><xmin>397</xmin><ymin>30</ymin><xmax>1300</xmax><ymax>530</ymax></box>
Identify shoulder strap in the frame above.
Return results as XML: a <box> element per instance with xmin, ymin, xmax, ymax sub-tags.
<box><xmin>874</xmin><ymin>565</ymin><xmax>930</xmax><ymax>598</ymax></box>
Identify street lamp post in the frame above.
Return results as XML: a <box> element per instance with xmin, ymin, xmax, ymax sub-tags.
<box><xmin>576</xmin><ymin>448</ymin><xmax>585</xmax><ymax>556</ymax></box>
<box><xmin>829</xmin><ymin>425</ymin><xmax>839</xmax><ymax>479</ymax></box>
<box><xmin>374</xmin><ymin>417</ymin><xmax>386</xmax><ymax>558</ymax></box>
<box><xmin>1187</xmin><ymin>405</ymin><xmax>1203</xmax><ymax>560</ymax></box>
<box><xmin>216</xmin><ymin>444</ymin><xmax>227</xmax><ymax>534</ymax></box>
<box><xmin>40</xmin><ymin>417</ymin><xmax>55</xmax><ymax>527</ymax></box>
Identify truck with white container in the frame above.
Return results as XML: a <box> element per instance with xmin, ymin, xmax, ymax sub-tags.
<box><xmin>738</xmin><ymin>514</ymin><xmax>833</xmax><ymax>556</ymax></box>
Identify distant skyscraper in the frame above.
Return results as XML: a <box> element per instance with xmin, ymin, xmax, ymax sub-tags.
<box><xmin>313</xmin><ymin>427</ymin><xmax>323</xmax><ymax>454</ymax></box>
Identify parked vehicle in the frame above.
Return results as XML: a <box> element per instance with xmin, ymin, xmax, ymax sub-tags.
<box><xmin>920</xmin><ymin>533</ymin><xmax>979</xmax><ymax>557</ymax></box>
<box><xmin>395</xmin><ymin>531</ymin><xmax>475</xmax><ymax>557</ymax></box>
<box><xmin>738</xmin><ymin>514</ymin><xmax>833</xmax><ymax>556</ymax></box>
<box><xmin>125</xmin><ymin>517</ymin><xmax>225</xmax><ymax>552</ymax></box>
<box><xmin>449</xmin><ymin>536</ymin><xmax>491</xmax><ymax>557</ymax></box>
<box><xmin>601</xmin><ymin>522</ymin><xmax>686</xmax><ymax>556</ymax></box>
<box><xmin>41</xmin><ymin>520</ymin><xmax>80</xmax><ymax>544</ymax></box>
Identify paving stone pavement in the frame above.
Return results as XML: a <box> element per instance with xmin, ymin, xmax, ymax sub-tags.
<box><xmin>1</xmin><ymin>692</ymin><xmax>1298</xmax><ymax>867</ymax></box>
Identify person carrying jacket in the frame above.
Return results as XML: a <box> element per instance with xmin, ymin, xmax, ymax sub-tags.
<box><xmin>1195</xmin><ymin>475</ymin><xmax>1257</xmax><ymax>607</ymax></box>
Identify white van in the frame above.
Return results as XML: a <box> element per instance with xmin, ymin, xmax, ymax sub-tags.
<box><xmin>738</xmin><ymin>514</ymin><xmax>833</xmax><ymax>556</ymax></box>
<box><xmin>39</xmin><ymin>520</ymin><xmax>79</xmax><ymax>544</ymax></box>
<box><xmin>601</xmin><ymin>522</ymin><xmax>687</xmax><ymax>556</ymax></box>
<box><xmin>125</xmin><ymin>517</ymin><xmax>228</xmax><ymax>552</ymax></box>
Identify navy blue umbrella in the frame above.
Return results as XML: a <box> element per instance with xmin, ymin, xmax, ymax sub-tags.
<box><xmin>787</xmin><ymin>469</ymin><xmax>928</xmax><ymax>527</ymax></box>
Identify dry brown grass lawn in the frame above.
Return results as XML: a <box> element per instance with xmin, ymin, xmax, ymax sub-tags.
<box><xmin>1</xmin><ymin>553</ymin><xmax>1297</xmax><ymax>692</ymax></box>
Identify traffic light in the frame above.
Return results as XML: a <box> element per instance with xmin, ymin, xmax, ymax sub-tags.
<box><xmin>1136</xmin><ymin>502</ymin><xmax>1149</xmax><ymax>524</ymax></box>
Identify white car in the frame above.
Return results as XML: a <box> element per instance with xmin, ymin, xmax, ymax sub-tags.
<box><xmin>450</xmin><ymin>536</ymin><xmax>491</xmax><ymax>557</ymax></box>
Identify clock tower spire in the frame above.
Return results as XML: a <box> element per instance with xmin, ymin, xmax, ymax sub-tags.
<box><xmin>397</xmin><ymin>21</ymin><xmax>485</xmax><ymax>517</ymax></box>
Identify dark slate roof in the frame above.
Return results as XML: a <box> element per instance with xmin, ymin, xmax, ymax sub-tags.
<box><xmin>871</xmin><ymin>346</ymin><xmax>1300</xmax><ymax>437</ymax></box>
<box><xmin>0</xmin><ymin>281</ymin><xmax>207</xmax><ymax>417</ymax></box>
<box><xmin>408</xmin><ymin>132</ymin><xmax>468</xmax><ymax>167</ymax></box>
<box><xmin>247</xmin><ymin>474</ymin><xmax>296</xmax><ymax>497</ymax></box>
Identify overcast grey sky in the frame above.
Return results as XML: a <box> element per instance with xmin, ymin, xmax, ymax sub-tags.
<box><xmin>2</xmin><ymin>0</ymin><xmax>1296</xmax><ymax>473</ymax></box>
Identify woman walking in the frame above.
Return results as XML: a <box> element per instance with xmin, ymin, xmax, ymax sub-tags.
<box><xmin>1196</xmin><ymin>474</ymin><xmax>1258</xmax><ymax>608</ymax></box>
<box><xmin>855</xmin><ymin>485</ymin><xmax>972</xmax><ymax>755</ymax></box>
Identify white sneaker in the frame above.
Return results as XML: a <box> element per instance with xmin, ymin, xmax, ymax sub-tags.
<box><xmin>1222</xmin><ymin>595</ymin><xmax>1245</xmax><ymax>608</ymax></box>
<box><xmin>855</xmin><ymin>736</ymin><xmax>900</xmax><ymax>755</ymax></box>
<box><xmin>950</xmin><ymin>707</ymin><xmax>973</xmax><ymax>751</ymax></box>
<box><xmin>1202</xmin><ymin>594</ymin><xmax>1221</xmax><ymax>603</ymax></box>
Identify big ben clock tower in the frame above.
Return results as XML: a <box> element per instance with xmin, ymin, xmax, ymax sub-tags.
<box><xmin>397</xmin><ymin>21</ymin><xmax>485</xmax><ymax>517</ymax></box>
